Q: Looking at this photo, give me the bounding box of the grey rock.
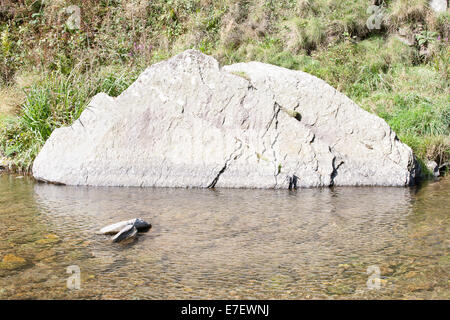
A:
[426,160,440,177]
[133,218,152,232]
[99,220,133,235]
[32,50,418,188]
[111,224,138,243]
[0,158,8,171]
[99,218,151,235]
[430,0,447,13]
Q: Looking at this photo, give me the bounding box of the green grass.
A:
[0,69,139,171]
[0,0,449,172]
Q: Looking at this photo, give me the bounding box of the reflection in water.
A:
[0,174,448,299]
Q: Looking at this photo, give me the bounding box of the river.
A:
[0,174,448,299]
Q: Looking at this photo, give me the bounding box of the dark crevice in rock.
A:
[238,95,246,109]
[207,164,227,188]
[288,175,299,190]
[408,155,421,185]
[263,102,282,138]
[271,132,281,187]
[274,103,280,130]
[330,157,344,186]
[241,116,248,127]
[207,141,243,188]
[197,66,206,85]
[218,94,236,115]
[281,106,302,122]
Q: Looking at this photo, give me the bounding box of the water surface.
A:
[0,174,448,299]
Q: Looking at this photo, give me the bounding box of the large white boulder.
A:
[32,50,418,188]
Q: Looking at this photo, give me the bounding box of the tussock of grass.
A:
[361,64,449,166]
[282,17,326,53]
[388,0,429,30]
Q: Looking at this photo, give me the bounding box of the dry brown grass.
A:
[425,136,450,165]
[0,87,23,115]
[280,17,326,54]
[219,0,271,51]
[388,0,431,31]
[0,71,39,116]
[123,0,148,19]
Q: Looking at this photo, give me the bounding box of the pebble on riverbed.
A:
[36,234,60,245]
[0,254,29,270]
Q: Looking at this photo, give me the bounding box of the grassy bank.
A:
[0,0,449,173]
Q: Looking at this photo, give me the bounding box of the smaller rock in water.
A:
[426,160,440,177]
[99,218,151,235]
[99,219,132,234]
[133,218,152,232]
[112,224,138,243]
[0,254,28,270]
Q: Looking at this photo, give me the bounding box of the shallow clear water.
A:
[0,173,448,299]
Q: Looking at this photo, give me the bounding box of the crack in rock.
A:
[207,139,243,188]
[262,102,281,138]
[288,175,299,190]
[207,163,227,188]
[330,156,344,186]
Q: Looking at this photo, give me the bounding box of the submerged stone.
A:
[33,50,418,188]
[34,249,56,261]
[35,234,60,245]
[0,254,28,270]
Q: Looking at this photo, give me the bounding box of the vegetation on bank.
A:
[0,0,448,173]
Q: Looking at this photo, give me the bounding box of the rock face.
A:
[32,50,418,188]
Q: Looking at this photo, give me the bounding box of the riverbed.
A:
[0,174,448,299]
